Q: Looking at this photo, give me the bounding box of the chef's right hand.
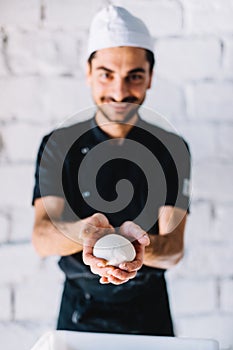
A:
[81,213,116,280]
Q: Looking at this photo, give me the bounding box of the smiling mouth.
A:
[98,102,139,122]
[101,102,138,115]
[109,102,130,111]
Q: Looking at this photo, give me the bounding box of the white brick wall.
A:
[217,125,233,160]
[184,0,233,34]
[176,314,233,350]
[0,286,12,321]
[156,38,221,81]
[0,164,35,207]
[1,122,50,162]
[0,214,9,243]
[167,245,233,280]
[10,206,35,241]
[45,0,103,29]
[223,38,233,77]
[15,270,63,321]
[0,32,7,77]
[0,0,233,349]
[6,28,86,76]
[146,79,185,122]
[212,205,233,242]
[0,77,47,122]
[41,77,93,121]
[192,162,233,202]
[176,122,217,163]
[0,244,42,285]
[0,0,40,27]
[168,278,217,315]
[183,201,213,244]
[114,0,183,36]
[0,322,53,350]
[188,82,233,121]
[220,279,233,312]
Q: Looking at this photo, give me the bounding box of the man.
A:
[32,5,191,336]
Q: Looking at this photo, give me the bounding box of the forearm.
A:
[143,230,184,269]
[143,206,187,269]
[32,218,83,258]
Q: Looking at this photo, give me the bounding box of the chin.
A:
[98,104,140,124]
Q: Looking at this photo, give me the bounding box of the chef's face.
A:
[86,46,153,123]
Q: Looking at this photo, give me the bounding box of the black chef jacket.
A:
[32,116,191,335]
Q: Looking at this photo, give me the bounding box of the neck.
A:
[95,111,138,138]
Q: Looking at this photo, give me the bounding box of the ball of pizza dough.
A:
[93,233,136,267]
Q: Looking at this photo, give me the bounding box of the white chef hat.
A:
[87,5,154,58]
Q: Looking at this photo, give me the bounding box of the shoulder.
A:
[138,118,190,155]
[46,118,93,139]
[40,118,94,149]
[138,118,186,141]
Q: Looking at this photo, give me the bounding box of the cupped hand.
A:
[117,221,150,272]
[82,216,150,285]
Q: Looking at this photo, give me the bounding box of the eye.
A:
[101,73,109,79]
[127,74,144,84]
[99,72,112,82]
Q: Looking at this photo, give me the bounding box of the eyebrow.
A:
[96,66,146,74]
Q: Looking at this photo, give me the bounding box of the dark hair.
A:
[88,48,155,73]
[145,49,155,73]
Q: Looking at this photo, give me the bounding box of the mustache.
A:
[100,96,139,104]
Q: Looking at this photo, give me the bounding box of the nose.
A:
[110,77,129,102]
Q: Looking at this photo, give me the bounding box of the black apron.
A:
[57,270,174,336]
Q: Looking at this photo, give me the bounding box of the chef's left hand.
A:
[118,221,150,270]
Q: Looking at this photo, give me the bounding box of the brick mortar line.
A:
[40,0,46,23]
[175,310,233,318]
[0,159,35,165]
[2,27,232,41]
[0,28,12,74]
[216,277,222,311]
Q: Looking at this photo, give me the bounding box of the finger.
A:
[99,276,110,284]
[119,221,150,246]
[119,242,144,271]
[119,259,142,271]
[82,245,107,266]
[137,233,150,246]
[100,276,127,285]
[90,213,113,228]
[81,224,114,248]
[107,274,130,285]
[107,268,137,280]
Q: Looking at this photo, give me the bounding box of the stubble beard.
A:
[96,98,145,124]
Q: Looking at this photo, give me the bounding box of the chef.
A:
[32,5,191,335]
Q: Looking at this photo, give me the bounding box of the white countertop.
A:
[31,330,220,350]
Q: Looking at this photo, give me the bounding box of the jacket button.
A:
[81,147,89,154]
[82,191,90,198]
[72,310,81,324]
[85,293,91,300]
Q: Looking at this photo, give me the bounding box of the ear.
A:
[147,71,153,90]
[86,62,92,85]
